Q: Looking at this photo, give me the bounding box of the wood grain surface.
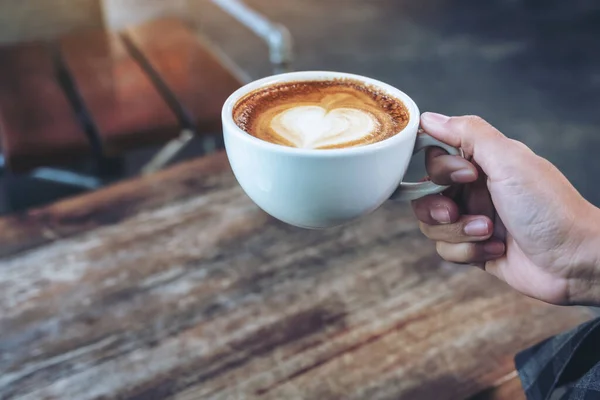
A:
[59,28,181,156]
[124,18,242,132]
[0,152,230,259]
[0,43,91,172]
[0,152,592,399]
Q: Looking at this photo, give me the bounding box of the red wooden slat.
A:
[59,28,182,156]
[124,18,242,133]
[0,43,91,172]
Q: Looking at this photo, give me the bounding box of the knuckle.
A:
[437,242,480,263]
[435,241,445,256]
[442,221,467,240]
[423,221,466,242]
[451,221,468,238]
[450,115,504,140]
[463,115,488,127]
[508,138,534,155]
[450,115,489,131]
[458,243,478,260]
[436,241,460,262]
[419,222,431,237]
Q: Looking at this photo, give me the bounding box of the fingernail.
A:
[484,241,505,256]
[464,219,490,236]
[430,205,451,224]
[422,112,450,124]
[450,169,476,183]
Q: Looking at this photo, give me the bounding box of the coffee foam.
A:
[233,79,409,149]
[270,100,378,149]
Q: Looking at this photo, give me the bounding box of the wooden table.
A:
[0,152,592,399]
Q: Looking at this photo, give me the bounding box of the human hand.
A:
[412,113,600,306]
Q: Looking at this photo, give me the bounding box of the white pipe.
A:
[210,0,293,71]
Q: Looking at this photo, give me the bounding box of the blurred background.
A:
[0,0,599,212]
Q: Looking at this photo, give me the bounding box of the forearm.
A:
[566,203,600,306]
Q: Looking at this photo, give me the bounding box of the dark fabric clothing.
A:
[516,317,600,400]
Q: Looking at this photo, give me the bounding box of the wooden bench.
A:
[0,43,91,172]
[0,4,292,184]
[124,18,243,133]
[0,19,243,175]
[59,28,182,156]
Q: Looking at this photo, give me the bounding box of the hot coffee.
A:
[233,79,409,149]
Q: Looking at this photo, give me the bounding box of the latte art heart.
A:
[233,79,410,150]
[271,106,378,149]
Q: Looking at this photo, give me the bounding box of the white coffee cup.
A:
[222,71,462,229]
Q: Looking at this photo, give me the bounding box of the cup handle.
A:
[390,129,464,201]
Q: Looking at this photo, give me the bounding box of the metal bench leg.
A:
[0,155,102,190]
[30,168,103,190]
[141,129,195,175]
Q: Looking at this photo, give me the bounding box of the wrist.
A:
[566,203,600,306]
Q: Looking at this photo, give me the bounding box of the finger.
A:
[412,194,460,225]
[442,180,464,200]
[420,113,514,178]
[436,240,506,264]
[463,162,495,219]
[419,215,494,243]
[484,235,520,278]
[425,147,478,185]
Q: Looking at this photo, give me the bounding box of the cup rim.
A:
[222,70,421,157]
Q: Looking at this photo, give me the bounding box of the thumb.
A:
[420,113,526,179]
